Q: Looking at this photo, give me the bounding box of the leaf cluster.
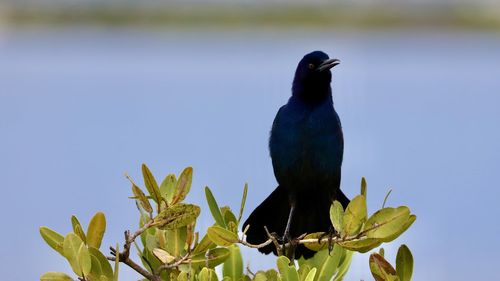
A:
[40,166,415,281]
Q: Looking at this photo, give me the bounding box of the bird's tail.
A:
[242,185,316,258]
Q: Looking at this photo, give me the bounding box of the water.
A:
[1,27,499,280]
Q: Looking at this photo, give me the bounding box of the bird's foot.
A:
[318,227,337,254]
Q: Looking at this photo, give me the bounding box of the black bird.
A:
[243,51,350,259]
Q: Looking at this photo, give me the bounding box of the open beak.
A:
[318,58,340,72]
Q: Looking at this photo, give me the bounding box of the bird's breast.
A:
[270,102,343,189]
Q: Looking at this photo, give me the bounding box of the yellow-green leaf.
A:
[198,267,218,281]
[207,226,239,246]
[332,249,353,281]
[364,207,411,242]
[205,186,226,228]
[384,215,416,242]
[88,247,114,280]
[88,254,102,279]
[40,227,65,256]
[171,167,193,204]
[154,203,200,230]
[191,248,231,268]
[302,232,327,251]
[142,163,162,204]
[339,238,382,253]
[160,174,177,204]
[132,183,153,214]
[304,268,316,281]
[165,226,187,256]
[222,207,238,228]
[223,245,243,281]
[113,243,119,281]
[277,256,299,281]
[342,195,367,236]
[71,215,87,244]
[87,212,106,249]
[238,183,248,223]
[63,233,84,276]
[396,245,413,281]
[192,234,216,255]
[40,272,73,281]
[316,245,343,281]
[330,200,344,234]
[78,243,92,276]
[361,177,367,198]
[153,248,175,264]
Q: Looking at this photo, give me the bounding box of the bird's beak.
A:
[318,58,340,72]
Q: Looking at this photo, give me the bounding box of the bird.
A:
[243,51,350,259]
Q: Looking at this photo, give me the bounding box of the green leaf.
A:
[316,244,343,281]
[396,245,413,281]
[88,247,114,280]
[40,227,65,256]
[330,201,344,234]
[71,215,87,244]
[223,245,243,281]
[277,256,299,281]
[298,264,311,281]
[384,215,416,242]
[338,238,382,253]
[160,174,177,204]
[192,234,216,255]
[222,207,238,229]
[63,233,84,276]
[88,254,102,279]
[369,253,399,281]
[207,226,239,246]
[266,269,280,281]
[142,163,162,204]
[132,183,153,214]
[379,248,385,257]
[205,186,226,228]
[254,271,267,281]
[87,212,106,249]
[40,272,73,281]
[165,226,187,257]
[360,177,367,198]
[190,248,231,269]
[238,183,248,223]
[178,272,188,281]
[77,243,92,276]
[342,195,367,236]
[304,268,316,281]
[199,267,218,281]
[154,203,200,230]
[302,232,327,251]
[172,167,193,204]
[333,250,353,281]
[364,207,412,242]
[113,244,119,281]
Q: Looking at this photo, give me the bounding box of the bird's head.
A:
[292,51,340,102]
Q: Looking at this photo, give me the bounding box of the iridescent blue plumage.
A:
[244,51,350,259]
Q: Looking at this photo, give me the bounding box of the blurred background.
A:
[1,0,500,280]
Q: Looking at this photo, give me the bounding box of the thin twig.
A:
[107,218,159,281]
[108,249,159,281]
[264,226,283,256]
[155,253,191,275]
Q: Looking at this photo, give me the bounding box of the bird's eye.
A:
[308,63,315,69]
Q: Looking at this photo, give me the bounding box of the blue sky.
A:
[1,28,499,280]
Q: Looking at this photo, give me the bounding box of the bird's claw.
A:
[318,227,337,254]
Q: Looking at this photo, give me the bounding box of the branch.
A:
[154,253,191,275]
[107,219,160,281]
